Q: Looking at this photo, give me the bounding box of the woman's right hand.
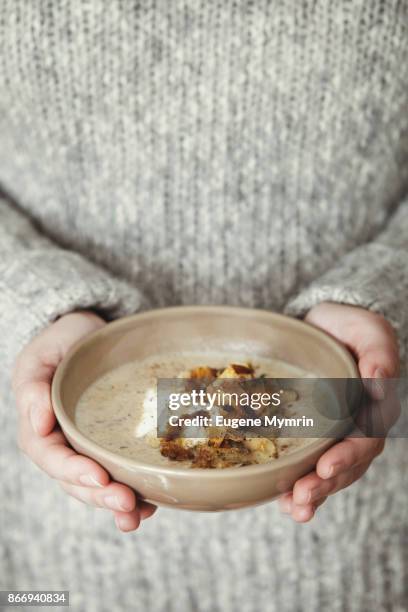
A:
[12,310,156,532]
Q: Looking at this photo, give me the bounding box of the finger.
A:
[290,463,370,523]
[292,469,341,506]
[12,341,61,394]
[60,481,137,512]
[359,354,399,381]
[314,496,328,510]
[358,332,399,380]
[279,486,329,521]
[292,470,327,505]
[19,415,110,486]
[13,313,106,437]
[316,437,384,479]
[13,340,60,437]
[295,462,371,511]
[138,501,157,520]
[305,305,399,379]
[278,492,293,514]
[113,501,157,532]
[15,378,56,437]
[290,503,315,523]
[362,370,387,402]
[279,487,327,512]
[291,496,328,523]
[357,381,401,434]
[113,510,141,532]
[311,462,370,504]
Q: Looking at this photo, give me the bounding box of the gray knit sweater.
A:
[0,2,407,611]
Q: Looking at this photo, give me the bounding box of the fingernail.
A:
[298,506,313,521]
[103,495,131,512]
[374,368,387,379]
[115,514,139,532]
[323,463,340,479]
[30,405,41,434]
[79,474,104,487]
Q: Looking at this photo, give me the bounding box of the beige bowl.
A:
[51,306,359,512]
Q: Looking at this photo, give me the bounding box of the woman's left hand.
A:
[278,301,399,522]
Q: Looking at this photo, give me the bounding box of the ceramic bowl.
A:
[51,306,360,512]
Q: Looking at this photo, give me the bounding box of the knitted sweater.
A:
[0,2,407,611]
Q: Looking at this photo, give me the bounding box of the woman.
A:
[1,2,407,611]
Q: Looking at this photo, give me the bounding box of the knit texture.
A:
[0,1,407,611]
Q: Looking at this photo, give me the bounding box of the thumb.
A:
[13,347,60,437]
[13,311,105,437]
[356,329,399,380]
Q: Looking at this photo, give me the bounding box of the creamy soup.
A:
[75,352,314,467]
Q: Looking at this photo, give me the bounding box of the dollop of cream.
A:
[134,386,157,437]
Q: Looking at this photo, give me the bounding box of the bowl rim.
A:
[51,305,360,479]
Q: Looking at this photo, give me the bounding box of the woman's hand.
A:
[278,301,399,523]
[12,310,156,532]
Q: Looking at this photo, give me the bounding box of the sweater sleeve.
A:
[284,196,408,347]
[0,197,145,371]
